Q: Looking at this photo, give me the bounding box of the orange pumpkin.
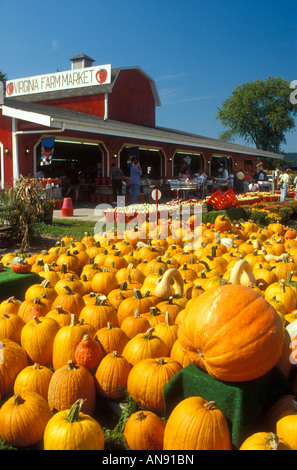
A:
[0,296,21,315]
[74,334,105,370]
[122,327,170,366]
[117,289,155,326]
[20,316,60,366]
[91,269,119,295]
[124,410,165,450]
[45,305,72,328]
[52,314,90,370]
[95,322,129,355]
[0,392,52,447]
[94,350,131,400]
[25,279,58,303]
[120,308,150,339]
[48,360,96,415]
[163,396,231,450]
[51,286,85,318]
[56,249,81,274]
[0,312,25,344]
[178,284,284,382]
[127,357,181,415]
[0,339,29,396]
[14,362,54,401]
[239,432,291,450]
[79,295,118,331]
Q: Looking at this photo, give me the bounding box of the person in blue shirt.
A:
[129,158,142,203]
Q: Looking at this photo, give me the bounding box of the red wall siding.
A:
[108,70,156,126]
[0,112,13,185]
[36,94,105,117]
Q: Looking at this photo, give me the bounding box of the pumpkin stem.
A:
[134,308,141,318]
[135,411,147,422]
[144,327,155,340]
[66,399,85,423]
[120,281,128,290]
[13,394,25,406]
[265,433,280,450]
[133,289,142,299]
[157,357,166,365]
[70,314,77,327]
[33,363,41,370]
[204,401,217,410]
[67,359,78,371]
[279,279,286,292]
[149,307,159,316]
[95,295,107,306]
[63,285,74,295]
[164,311,172,326]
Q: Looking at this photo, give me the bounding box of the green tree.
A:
[0,70,8,84]
[216,76,296,153]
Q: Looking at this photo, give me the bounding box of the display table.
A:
[163,363,289,448]
[0,267,42,302]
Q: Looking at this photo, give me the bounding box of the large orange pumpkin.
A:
[0,392,52,447]
[127,357,181,415]
[0,339,29,396]
[124,410,165,450]
[178,284,284,382]
[163,396,231,450]
[48,360,96,415]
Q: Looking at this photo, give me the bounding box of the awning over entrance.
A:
[2,98,284,159]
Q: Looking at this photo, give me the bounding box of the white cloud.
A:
[155,73,189,81]
[51,40,58,51]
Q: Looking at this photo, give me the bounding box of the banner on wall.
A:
[126,147,140,164]
[41,136,55,166]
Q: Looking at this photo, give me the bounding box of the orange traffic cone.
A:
[61,198,73,217]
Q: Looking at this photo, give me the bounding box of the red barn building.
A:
[0,54,283,200]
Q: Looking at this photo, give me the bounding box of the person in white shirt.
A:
[249,180,259,192]
[279,169,291,202]
[193,172,204,198]
[222,167,228,179]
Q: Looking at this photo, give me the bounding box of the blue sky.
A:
[1,0,296,153]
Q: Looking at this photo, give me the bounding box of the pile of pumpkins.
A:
[1,214,297,450]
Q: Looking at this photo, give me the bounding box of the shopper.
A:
[249,180,259,192]
[228,170,234,188]
[279,169,291,202]
[235,169,244,193]
[111,163,125,204]
[221,165,228,179]
[129,159,142,204]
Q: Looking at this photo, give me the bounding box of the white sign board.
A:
[5,64,111,98]
[151,189,162,201]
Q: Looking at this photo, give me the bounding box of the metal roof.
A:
[1,97,284,159]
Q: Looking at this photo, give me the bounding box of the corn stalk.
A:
[6,175,45,251]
